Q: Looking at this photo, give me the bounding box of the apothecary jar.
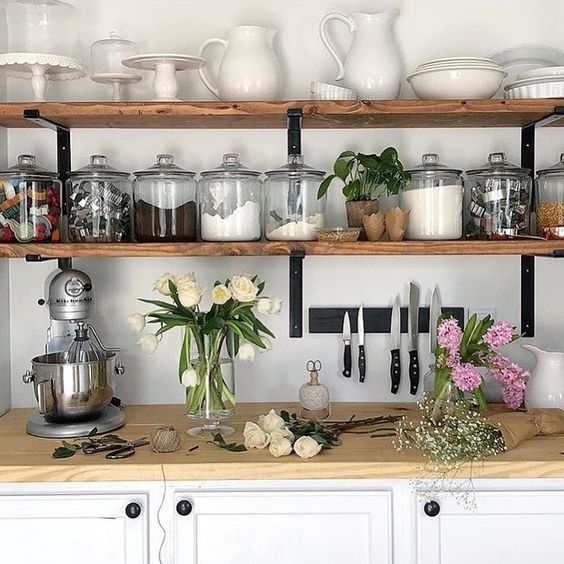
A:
[536,153,564,239]
[199,154,262,241]
[264,154,326,241]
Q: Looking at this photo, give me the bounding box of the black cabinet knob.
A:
[125,502,142,519]
[424,500,440,517]
[176,500,193,516]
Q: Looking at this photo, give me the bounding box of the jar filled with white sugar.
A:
[401,153,463,240]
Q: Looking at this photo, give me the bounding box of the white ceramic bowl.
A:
[420,56,494,66]
[415,62,502,73]
[407,66,507,100]
[310,82,357,100]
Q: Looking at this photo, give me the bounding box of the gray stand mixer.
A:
[22,259,125,438]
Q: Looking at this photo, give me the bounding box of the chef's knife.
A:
[342,311,352,378]
[389,295,401,394]
[408,282,420,395]
[358,305,366,383]
[429,286,442,355]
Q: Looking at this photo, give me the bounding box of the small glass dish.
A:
[316,227,361,242]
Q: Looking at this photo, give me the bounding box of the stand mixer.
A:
[22,260,125,438]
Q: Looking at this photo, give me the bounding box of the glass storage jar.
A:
[465,152,532,239]
[401,153,463,240]
[199,154,262,241]
[264,154,326,241]
[536,153,564,239]
[0,154,61,243]
[133,154,197,242]
[67,155,132,243]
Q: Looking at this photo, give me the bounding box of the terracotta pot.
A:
[345,200,380,228]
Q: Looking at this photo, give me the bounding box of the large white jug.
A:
[198,25,281,100]
[319,10,401,99]
[523,344,564,409]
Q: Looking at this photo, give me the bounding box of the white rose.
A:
[269,437,293,458]
[238,342,256,362]
[181,368,198,388]
[177,281,206,308]
[212,284,232,305]
[271,427,294,442]
[258,409,286,433]
[153,273,175,296]
[243,422,270,450]
[257,297,282,315]
[173,273,196,287]
[258,337,272,353]
[293,436,322,459]
[229,275,259,302]
[127,313,145,333]
[137,333,159,354]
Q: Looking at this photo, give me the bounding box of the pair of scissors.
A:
[83,437,150,459]
[307,360,322,372]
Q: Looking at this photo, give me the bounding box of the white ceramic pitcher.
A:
[198,25,281,100]
[319,10,401,100]
[522,344,564,409]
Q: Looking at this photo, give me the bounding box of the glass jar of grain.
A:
[536,154,564,239]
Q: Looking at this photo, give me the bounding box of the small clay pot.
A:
[345,199,380,228]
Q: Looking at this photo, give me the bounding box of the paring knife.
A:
[389,295,401,394]
[408,282,421,395]
[342,311,352,378]
[358,305,366,383]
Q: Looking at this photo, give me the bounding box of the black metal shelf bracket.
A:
[289,251,305,338]
[287,108,302,155]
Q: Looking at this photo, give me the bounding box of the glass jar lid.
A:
[537,153,564,177]
[134,154,195,179]
[92,30,137,49]
[68,155,130,179]
[0,154,58,180]
[265,154,325,179]
[201,153,261,178]
[406,153,462,177]
[466,152,530,178]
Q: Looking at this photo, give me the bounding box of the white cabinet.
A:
[0,492,149,564]
[417,490,564,564]
[173,489,393,564]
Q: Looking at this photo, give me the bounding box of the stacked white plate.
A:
[505,66,564,99]
[407,57,507,100]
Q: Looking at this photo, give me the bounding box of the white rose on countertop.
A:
[127,313,145,333]
[173,273,196,287]
[238,342,256,362]
[257,297,282,315]
[270,427,294,442]
[212,284,232,305]
[243,422,270,450]
[153,273,175,296]
[137,333,159,354]
[269,436,293,457]
[177,281,206,308]
[293,436,322,459]
[181,368,198,388]
[229,275,259,302]
[258,409,286,433]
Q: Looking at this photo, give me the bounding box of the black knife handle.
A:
[390,348,401,394]
[342,343,352,378]
[358,345,366,383]
[409,350,420,395]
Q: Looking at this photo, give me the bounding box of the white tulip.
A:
[293,436,322,459]
[177,281,206,308]
[212,284,232,305]
[243,422,270,450]
[269,298,282,315]
[137,333,159,354]
[181,368,198,388]
[258,409,286,433]
[173,273,196,286]
[153,273,175,296]
[269,436,293,458]
[257,297,282,315]
[238,342,256,362]
[229,275,259,302]
[126,313,145,333]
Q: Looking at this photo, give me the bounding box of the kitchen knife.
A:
[342,311,352,378]
[429,285,442,355]
[408,282,420,395]
[358,305,366,383]
[389,295,401,394]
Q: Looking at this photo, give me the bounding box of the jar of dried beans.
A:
[536,153,564,239]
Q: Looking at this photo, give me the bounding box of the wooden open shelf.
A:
[0,99,563,129]
[1,240,563,258]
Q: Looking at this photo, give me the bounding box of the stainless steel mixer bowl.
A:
[23,353,124,422]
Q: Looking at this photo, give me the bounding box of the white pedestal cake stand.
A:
[90,72,142,101]
[0,53,84,101]
[122,53,205,101]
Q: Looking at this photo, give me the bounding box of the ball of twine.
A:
[151,426,181,453]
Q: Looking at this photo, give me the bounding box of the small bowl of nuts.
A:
[316,227,361,243]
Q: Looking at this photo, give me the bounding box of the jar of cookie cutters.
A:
[535,153,564,239]
[464,152,532,239]
[67,155,132,242]
[0,154,61,243]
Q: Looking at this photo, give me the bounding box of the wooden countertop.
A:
[1,403,564,483]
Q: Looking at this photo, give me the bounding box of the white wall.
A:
[5,0,564,408]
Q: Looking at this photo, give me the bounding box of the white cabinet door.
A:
[0,493,148,564]
[174,490,392,564]
[418,490,564,564]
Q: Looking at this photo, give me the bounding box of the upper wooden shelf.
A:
[1,240,563,258]
[0,99,562,129]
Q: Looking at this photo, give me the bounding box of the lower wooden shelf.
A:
[0,240,563,258]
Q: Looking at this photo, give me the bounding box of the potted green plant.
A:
[317,147,411,228]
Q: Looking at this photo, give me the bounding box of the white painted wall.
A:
[5,0,564,408]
